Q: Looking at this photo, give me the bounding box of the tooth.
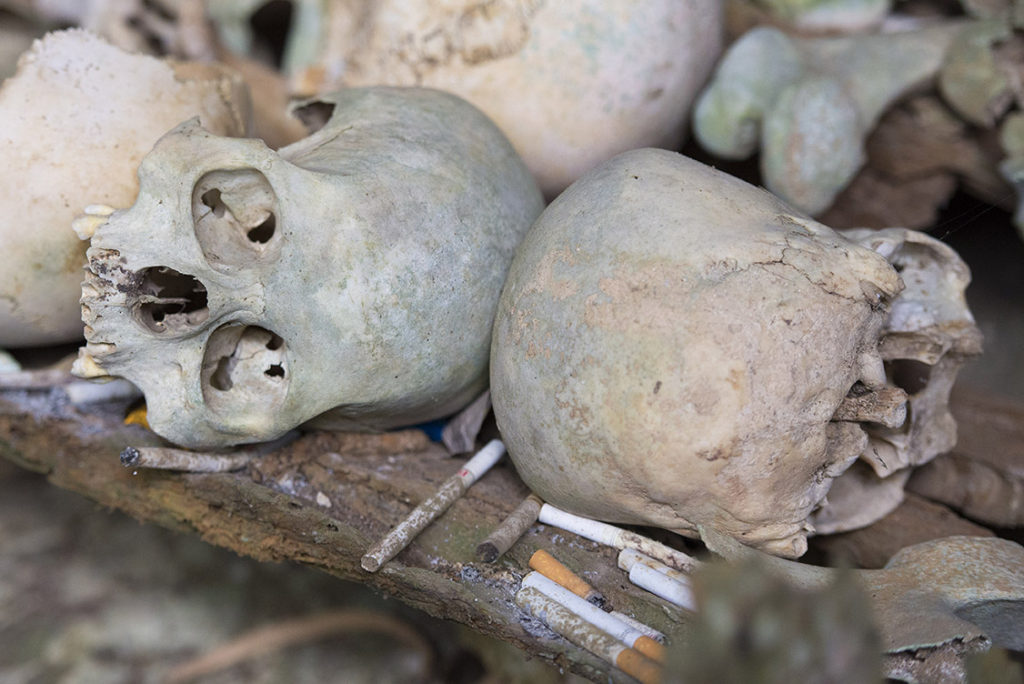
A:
[83,204,116,217]
[72,213,108,240]
[71,350,109,379]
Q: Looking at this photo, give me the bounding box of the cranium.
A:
[278,0,723,197]
[490,148,979,558]
[0,29,249,347]
[74,86,543,448]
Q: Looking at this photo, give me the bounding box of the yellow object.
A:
[124,405,150,429]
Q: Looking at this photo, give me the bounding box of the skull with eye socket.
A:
[490,148,981,558]
[74,86,544,448]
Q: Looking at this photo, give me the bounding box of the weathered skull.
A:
[75,86,543,448]
[809,226,983,533]
[490,148,978,558]
[0,29,249,347]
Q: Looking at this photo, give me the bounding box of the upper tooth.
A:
[83,204,116,217]
[72,214,109,240]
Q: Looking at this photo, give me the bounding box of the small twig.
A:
[120,446,254,472]
[164,609,434,683]
[362,439,505,572]
[120,431,301,472]
[476,493,543,562]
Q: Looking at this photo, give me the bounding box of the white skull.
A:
[281,0,724,197]
[809,226,983,534]
[490,148,979,558]
[0,29,249,347]
[74,86,543,448]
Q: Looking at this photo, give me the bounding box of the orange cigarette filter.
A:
[633,635,666,664]
[529,549,604,604]
[616,647,663,684]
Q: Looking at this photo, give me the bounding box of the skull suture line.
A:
[74,87,544,448]
[490,148,980,558]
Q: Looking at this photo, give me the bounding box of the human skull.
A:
[808,226,983,532]
[280,0,723,197]
[490,148,979,558]
[0,29,249,347]
[74,86,543,448]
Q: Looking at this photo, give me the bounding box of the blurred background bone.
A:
[693,20,964,214]
[0,29,250,348]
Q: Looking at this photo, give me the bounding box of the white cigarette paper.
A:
[627,564,696,611]
[609,611,666,643]
[618,547,692,583]
[619,548,696,611]
[515,587,662,684]
[521,571,660,657]
[538,503,699,572]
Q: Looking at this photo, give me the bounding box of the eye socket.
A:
[192,169,281,270]
[201,325,289,414]
[134,266,209,333]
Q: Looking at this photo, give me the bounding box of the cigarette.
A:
[476,493,543,562]
[361,439,505,572]
[516,586,662,684]
[538,504,699,572]
[119,446,254,472]
[528,549,608,609]
[522,571,665,664]
[608,611,666,643]
[618,548,691,583]
[619,549,696,612]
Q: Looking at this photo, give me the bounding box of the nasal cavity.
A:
[136,267,209,333]
[887,359,932,395]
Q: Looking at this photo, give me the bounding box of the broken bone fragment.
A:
[693,22,963,215]
[278,0,724,197]
[700,526,1024,656]
[0,29,250,348]
[491,148,979,558]
[74,86,544,449]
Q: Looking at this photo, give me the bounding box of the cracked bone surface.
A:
[808,225,983,534]
[490,148,980,558]
[0,29,250,348]
[74,86,544,449]
[693,21,963,215]
[278,0,723,197]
